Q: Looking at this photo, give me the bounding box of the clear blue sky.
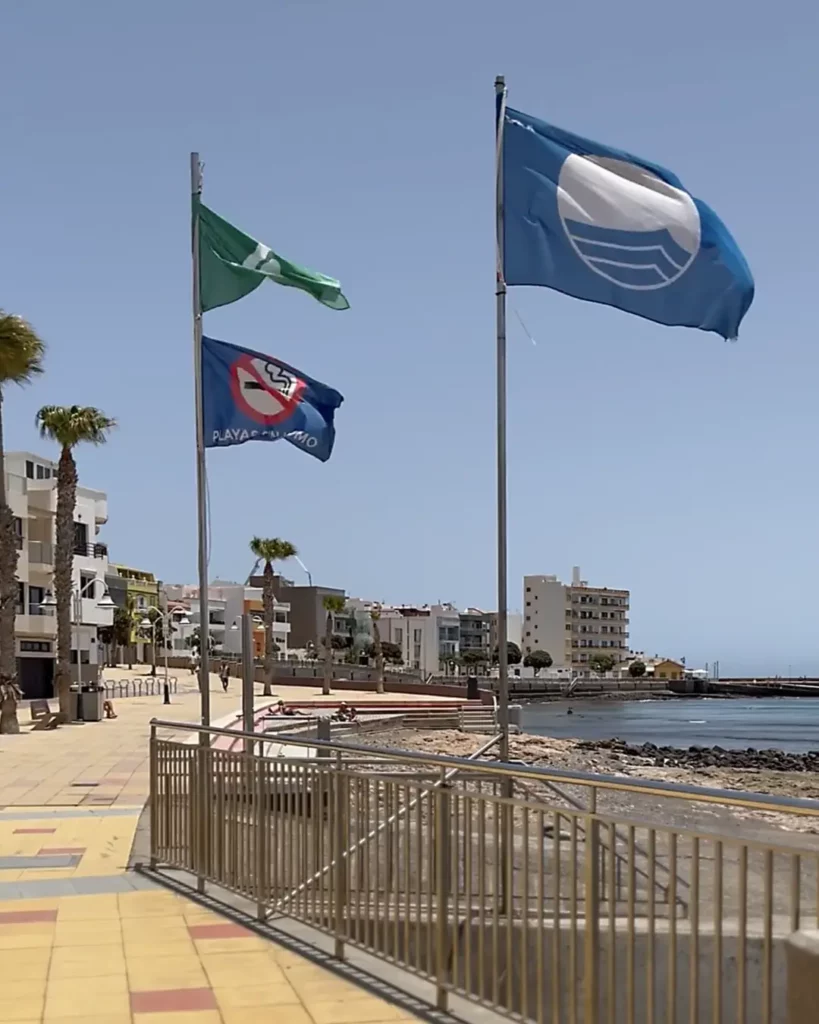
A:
[2,0,817,675]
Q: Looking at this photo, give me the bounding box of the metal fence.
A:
[104,677,178,698]
[148,720,819,1024]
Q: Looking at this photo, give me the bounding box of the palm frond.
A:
[36,405,116,448]
[0,312,45,386]
[248,536,298,563]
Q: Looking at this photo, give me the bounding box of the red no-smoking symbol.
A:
[229,354,306,426]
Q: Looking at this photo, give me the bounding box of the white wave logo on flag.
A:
[557,154,701,290]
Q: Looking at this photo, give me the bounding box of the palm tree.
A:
[370,605,385,694]
[0,314,45,734]
[248,537,296,697]
[36,406,116,720]
[321,594,346,696]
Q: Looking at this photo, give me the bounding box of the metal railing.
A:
[148,719,819,1024]
[73,541,108,558]
[104,677,178,698]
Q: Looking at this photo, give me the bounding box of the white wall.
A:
[523,575,570,668]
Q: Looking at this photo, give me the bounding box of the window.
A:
[16,582,24,615]
[525,615,530,622]
[413,629,422,643]
[36,464,45,479]
[13,517,22,550]
[80,572,95,597]
[70,650,91,665]
[526,601,531,607]
[526,587,531,592]
[526,631,531,637]
[28,585,45,615]
[25,460,34,479]
[394,628,403,645]
[74,521,88,554]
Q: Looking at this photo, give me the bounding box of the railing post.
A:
[195,742,208,893]
[584,813,601,1024]
[149,723,158,870]
[256,753,267,921]
[333,752,347,959]
[435,778,451,1012]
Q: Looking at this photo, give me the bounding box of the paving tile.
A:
[126,955,208,989]
[221,1008,315,1024]
[214,983,302,1008]
[56,895,120,920]
[0,856,79,869]
[194,935,269,954]
[0,931,53,949]
[200,952,283,986]
[38,849,86,856]
[45,1016,131,1023]
[187,921,253,940]
[0,909,57,924]
[123,939,197,959]
[13,828,56,834]
[130,986,218,1013]
[133,1013,222,1024]
[0,996,45,1021]
[305,998,415,1024]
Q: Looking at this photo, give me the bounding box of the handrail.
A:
[272,732,503,915]
[150,717,819,817]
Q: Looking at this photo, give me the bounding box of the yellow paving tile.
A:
[0,932,53,950]
[125,955,208,989]
[45,1017,131,1024]
[49,945,125,968]
[16,870,77,881]
[0,982,46,1000]
[43,980,130,1019]
[56,895,120,920]
[305,998,416,1024]
[193,935,270,954]
[214,983,301,1008]
[0,922,55,937]
[221,1008,315,1024]
[200,952,283,986]
[0,998,45,1022]
[123,939,196,958]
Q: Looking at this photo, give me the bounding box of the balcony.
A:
[74,541,108,559]
[28,540,53,566]
[17,607,56,636]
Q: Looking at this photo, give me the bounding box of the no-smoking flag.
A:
[201,336,344,462]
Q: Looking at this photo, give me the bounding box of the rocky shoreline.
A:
[578,738,819,772]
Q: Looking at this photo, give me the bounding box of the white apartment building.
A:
[523,566,629,670]
[5,451,113,697]
[163,582,290,658]
[372,603,461,675]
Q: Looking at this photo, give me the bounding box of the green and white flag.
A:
[197,202,350,313]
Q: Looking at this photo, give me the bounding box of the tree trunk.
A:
[0,391,21,734]
[323,611,332,696]
[262,561,274,697]
[372,617,384,695]
[54,447,77,721]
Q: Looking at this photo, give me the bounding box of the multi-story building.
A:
[373,603,461,675]
[163,582,291,658]
[523,566,629,670]
[458,609,491,660]
[106,564,161,661]
[487,611,523,655]
[5,451,113,697]
[265,577,346,651]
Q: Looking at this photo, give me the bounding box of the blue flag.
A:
[202,335,343,461]
[502,107,754,339]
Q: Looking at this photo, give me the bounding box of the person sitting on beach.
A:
[333,702,357,722]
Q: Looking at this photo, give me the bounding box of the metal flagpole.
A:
[191,152,211,730]
[495,76,509,763]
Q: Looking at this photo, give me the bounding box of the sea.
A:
[520,697,819,754]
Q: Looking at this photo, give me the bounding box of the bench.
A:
[30,699,60,730]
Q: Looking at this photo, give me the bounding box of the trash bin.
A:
[67,687,80,722]
[80,685,104,722]
[467,675,479,701]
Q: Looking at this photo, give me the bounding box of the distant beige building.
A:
[523,566,629,670]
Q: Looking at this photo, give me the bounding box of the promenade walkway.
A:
[0,672,428,1024]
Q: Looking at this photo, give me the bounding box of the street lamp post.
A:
[139,606,190,705]
[44,578,115,721]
